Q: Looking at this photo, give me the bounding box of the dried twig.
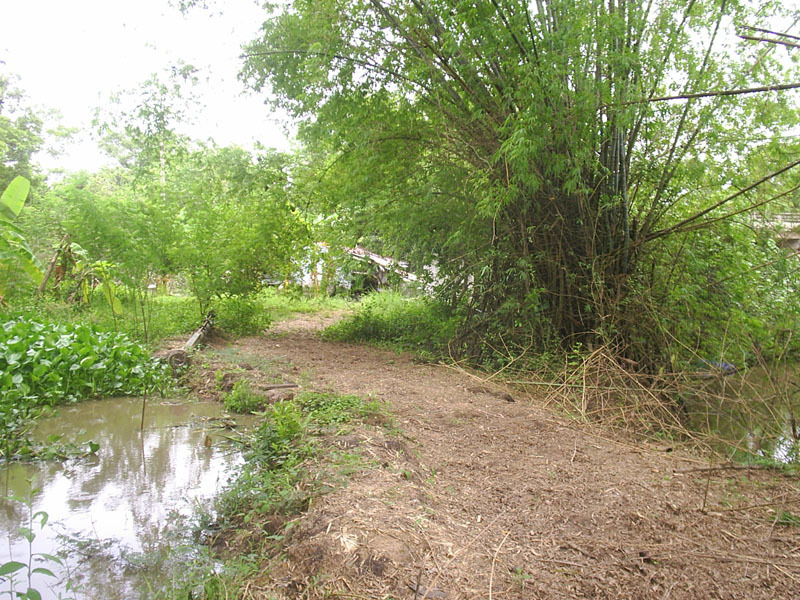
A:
[419,510,508,600]
[676,465,784,474]
[489,531,510,600]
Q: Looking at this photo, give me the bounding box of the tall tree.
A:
[170,145,312,309]
[94,64,199,200]
[0,73,44,190]
[242,0,800,362]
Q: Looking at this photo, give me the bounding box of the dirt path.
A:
[224,314,799,599]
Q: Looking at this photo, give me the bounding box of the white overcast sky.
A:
[0,0,292,173]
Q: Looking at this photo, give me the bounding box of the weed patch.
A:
[221,380,268,414]
[218,392,385,525]
[296,391,383,426]
[323,291,456,358]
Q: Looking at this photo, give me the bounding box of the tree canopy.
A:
[0,73,44,191]
[242,0,800,364]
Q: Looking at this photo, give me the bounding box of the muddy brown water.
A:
[685,365,800,462]
[0,397,250,599]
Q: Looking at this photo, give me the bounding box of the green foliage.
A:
[1,493,68,600]
[255,286,351,320]
[29,144,312,321]
[20,68,311,320]
[323,291,458,358]
[0,317,168,460]
[130,295,201,341]
[157,551,257,600]
[101,67,197,170]
[773,510,800,527]
[250,401,306,467]
[221,380,266,414]
[218,399,312,519]
[13,294,201,348]
[648,210,800,365]
[171,146,312,307]
[0,176,42,298]
[219,391,383,522]
[0,73,44,191]
[213,295,272,337]
[243,0,800,365]
[296,390,382,426]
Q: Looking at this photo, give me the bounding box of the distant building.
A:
[773,213,800,252]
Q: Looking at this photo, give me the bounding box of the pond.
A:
[685,364,800,463]
[0,396,250,599]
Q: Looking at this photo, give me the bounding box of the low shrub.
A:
[222,380,267,414]
[213,295,272,336]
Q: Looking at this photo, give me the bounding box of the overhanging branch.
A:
[608,81,800,106]
[738,35,800,50]
[645,158,800,242]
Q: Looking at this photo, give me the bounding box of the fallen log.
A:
[260,383,300,391]
[158,311,215,372]
[185,310,215,352]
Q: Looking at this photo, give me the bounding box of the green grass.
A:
[255,287,351,321]
[322,291,457,359]
[8,294,200,348]
[217,391,386,522]
[14,288,351,347]
[773,510,800,527]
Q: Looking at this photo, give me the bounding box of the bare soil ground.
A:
[207,313,800,599]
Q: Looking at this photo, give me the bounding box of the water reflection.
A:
[0,397,247,599]
[684,365,800,462]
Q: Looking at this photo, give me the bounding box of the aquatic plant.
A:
[0,317,169,460]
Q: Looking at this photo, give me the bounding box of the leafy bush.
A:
[0,317,168,459]
[222,380,266,414]
[143,295,202,340]
[322,291,457,357]
[649,223,800,367]
[213,295,272,336]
